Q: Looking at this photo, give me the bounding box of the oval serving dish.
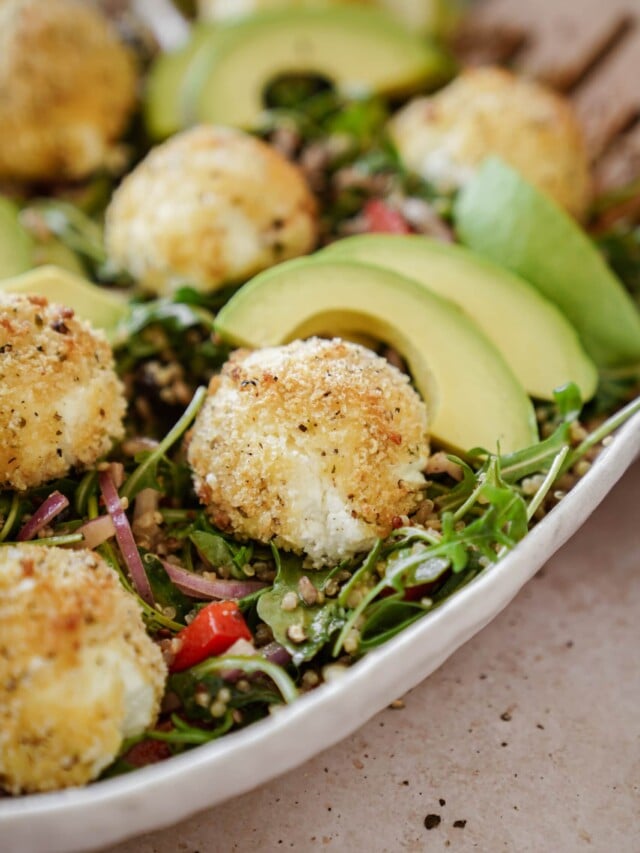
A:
[1,410,638,853]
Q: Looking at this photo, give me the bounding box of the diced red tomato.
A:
[363,199,411,234]
[170,601,252,672]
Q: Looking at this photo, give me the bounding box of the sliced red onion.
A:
[77,514,116,550]
[160,559,267,600]
[261,642,292,667]
[18,491,69,541]
[99,470,154,605]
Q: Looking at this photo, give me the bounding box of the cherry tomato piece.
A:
[170,600,252,672]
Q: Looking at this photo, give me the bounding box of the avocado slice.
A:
[455,158,640,369]
[32,237,86,276]
[375,0,460,36]
[0,266,128,343]
[144,25,212,141]
[215,258,538,453]
[200,0,457,37]
[0,197,34,280]
[184,7,455,129]
[322,234,597,401]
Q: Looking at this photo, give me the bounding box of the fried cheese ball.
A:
[188,338,430,567]
[0,0,137,183]
[105,125,319,295]
[0,293,126,491]
[388,67,592,218]
[0,544,166,794]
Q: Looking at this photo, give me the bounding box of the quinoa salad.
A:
[1,0,639,796]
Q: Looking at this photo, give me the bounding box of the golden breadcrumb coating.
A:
[0,544,166,794]
[389,67,592,218]
[188,338,430,566]
[0,0,137,183]
[104,125,318,295]
[0,293,126,491]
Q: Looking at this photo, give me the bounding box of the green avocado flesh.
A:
[32,238,86,276]
[145,7,454,137]
[144,25,212,140]
[322,235,597,401]
[0,198,33,280]
[0,266,128,342]
[455,159,640,369]
[215,258,538,453]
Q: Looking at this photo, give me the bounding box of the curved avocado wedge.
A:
[0,197,34,280]
[186,7,455,129]
[215,258,538,453]
[322,234,597,401]
[455,158,640,369]
[144,26,212,141]
[0,266,128,343]
[32,237,86,276]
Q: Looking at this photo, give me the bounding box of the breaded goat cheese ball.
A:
[388,67,591,218]
[0,293,126,491]
[0,0,137,183]
[0,544,166,794]
[188,338,430,567]
[105,125,318,295]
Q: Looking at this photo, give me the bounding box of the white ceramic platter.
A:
[1,411,639,853]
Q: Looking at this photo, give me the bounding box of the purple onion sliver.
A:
[261,642,293,667]
[99,470,154,605]
[17,491,69,541]
[161,559,267,600]
[221,644,291,684]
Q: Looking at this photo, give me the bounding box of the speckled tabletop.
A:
[105,460,640,853]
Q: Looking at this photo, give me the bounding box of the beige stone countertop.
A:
[107,460,640,853]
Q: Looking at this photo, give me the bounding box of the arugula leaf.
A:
[358,595,428,653]
[497,383,582,482]
[120,299,215,339]
[257,554,346,664]
[142,553,192,623]
[169,669,282,725]
[121,386,206,501]
[334,454,529,656]
[189,530,236,571]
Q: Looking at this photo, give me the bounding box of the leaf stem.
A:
[121,386,207,501]
[526,446,570,522]
[561,395,640,475]
[192,655,299,705]
[0,493,20,542]
[0,533,83,548]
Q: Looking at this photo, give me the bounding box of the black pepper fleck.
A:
[439,798,446,806]
[453,820,467,829]
[500,711,512,721]
[424,814,441,830]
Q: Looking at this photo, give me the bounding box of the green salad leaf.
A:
[257,551,346,664]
